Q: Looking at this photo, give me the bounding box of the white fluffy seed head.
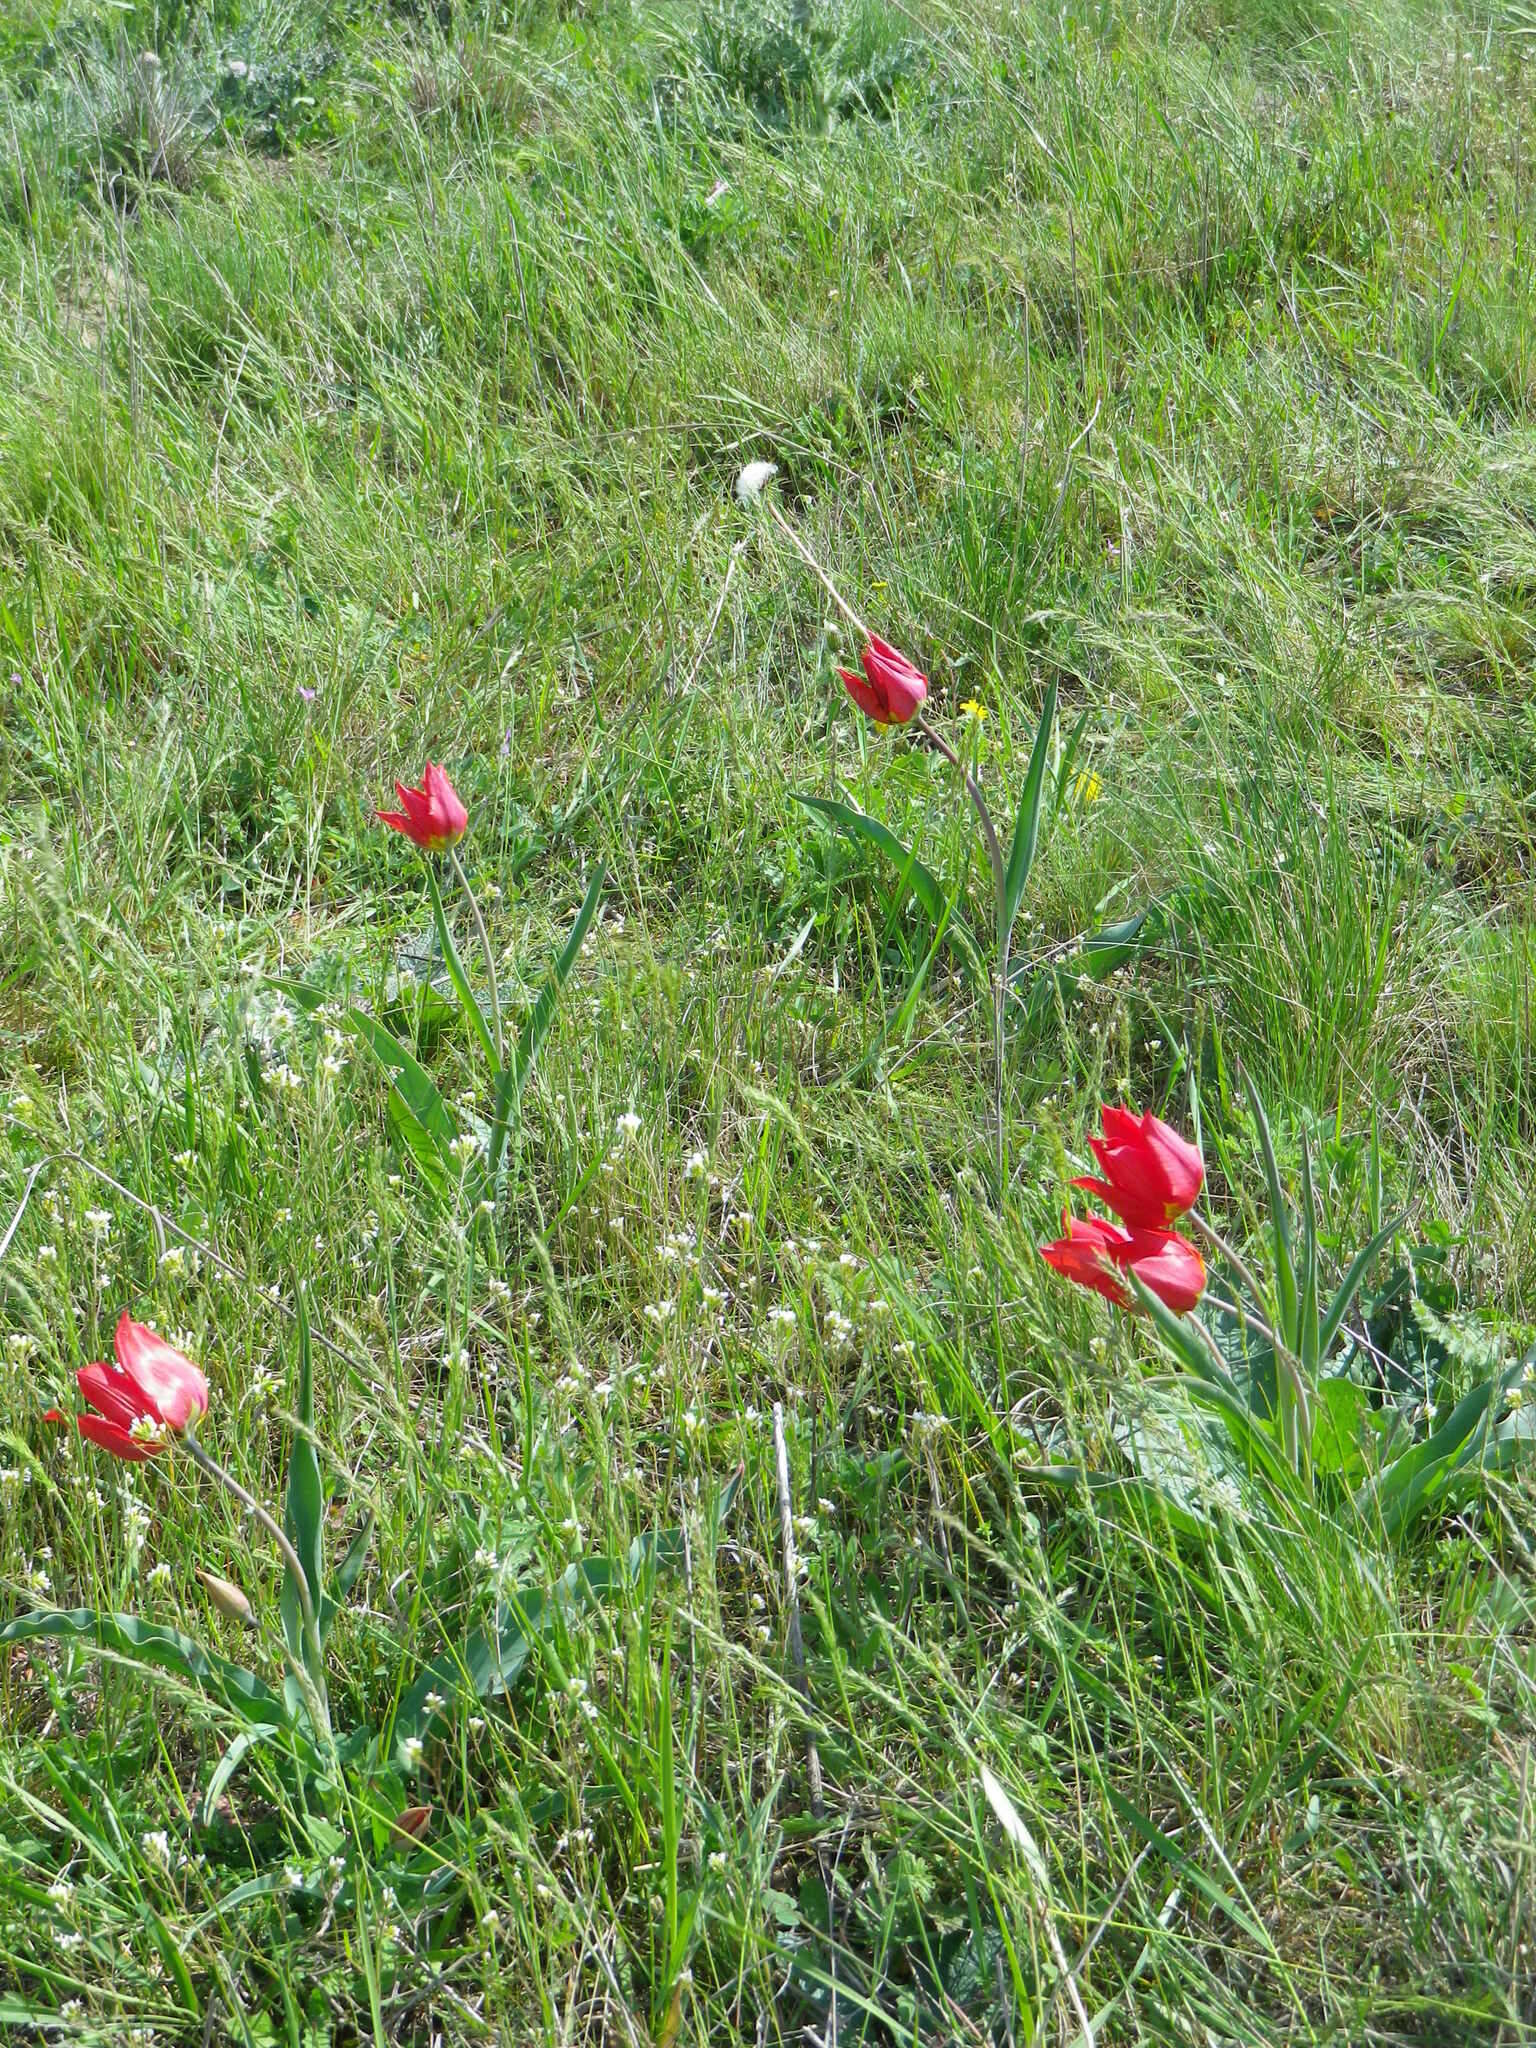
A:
[735,461,779,506]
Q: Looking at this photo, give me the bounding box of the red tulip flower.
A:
[1040,1213,1138,1307]
[45,1312,210,1461]
[1040,1214,1206,1316]
[379,762,469,852]
[838,635,928,727]
[1073,1106,1204,1229]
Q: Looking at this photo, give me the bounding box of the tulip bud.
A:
[197,1569,255,1626]
[391,1804,432,1845]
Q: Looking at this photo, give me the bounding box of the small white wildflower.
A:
[768,1305,796,1328]
[448,1132,481,1166]
[642,1299,675,1325]
[708,1850,728,1873]
[480,1909,501,1934]
[320,1054,344,1079]
[702,1285,726,1310]
[422,1690,448,1716]
[83,1208,112,1237]
[173,1149,196,1171]
[147,1561,172,1587]
[47,1877,74,1906]
[140,1831,172,1870]
[683,1149,709,1182]
[60,2001,84,2020]
[37,1244,58,1265]
[285,1865,305,1891]
[399,1735,425,1771]
[56,1930,84,1951]
[735,460,779,505]
[616,1111,642,1141]
[487,1276,511,1302]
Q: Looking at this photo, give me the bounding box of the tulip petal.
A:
[76,1412,158,1461]
[77,1359,151,1431]
[113,1312,209,1431]
[838,666,890,724]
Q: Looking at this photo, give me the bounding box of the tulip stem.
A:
[754,497,1016,1191]
[448,846,504,1071]
[182,1428,334,1743]
[1187,1211,1314,1479]
[918,716,1012,1194]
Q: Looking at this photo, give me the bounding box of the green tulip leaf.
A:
[0,1609,291,1727]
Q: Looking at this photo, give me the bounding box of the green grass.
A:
[2,0,1536,2039]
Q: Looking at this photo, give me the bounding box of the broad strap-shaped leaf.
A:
[1011,909,1151,1029]
[1001,677,1058,943]
[281,978,458,1192]
[281,1288,326,1678]
[794,794,980,976]
[202,1726,283,1825]
[319,1514,374,1644]
[0,1609,291,1727]
[1243,1070,1297,1347]
[395,1580,561,1738]
[1318,1213,1404,1359]
[489,865,605,1181]
[1362,1377,1502,1538]
[426,865,500,1075]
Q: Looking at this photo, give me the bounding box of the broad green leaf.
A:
[281,978,458,1192]
[1310,1377,1371,1481]
[427,864,500,1074]
[1012,909,1151,1030]
[0,1610,290,1727]
[1243,1071,1297,1347]
[396,1582,558,1737]
[1319,1214,1404,1358]
[149,1909,200,2016]
[1364,1379,1500,1538]
[1001,676,1058,941]
[202,1726,282,1825]
[319,1514,374,1643]
[281,1288,326,1678]
[795,795,980,975]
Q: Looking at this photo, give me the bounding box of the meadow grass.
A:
[2,0,1536,2040]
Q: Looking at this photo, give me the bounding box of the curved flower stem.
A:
[182,1427,334,1745]
[753,497,1015,1191]
[448,846,504,1071]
